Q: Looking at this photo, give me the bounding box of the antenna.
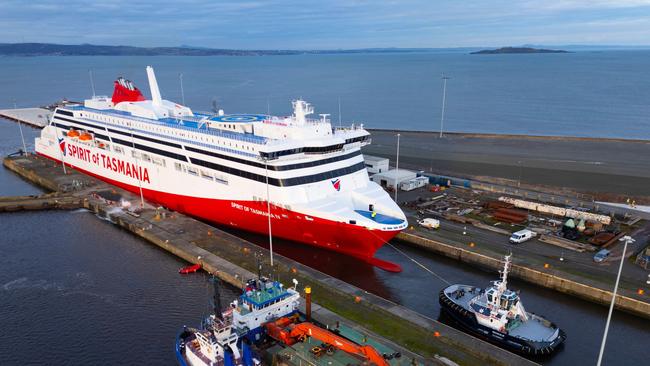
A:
[267,98,270,116]
[88,70,96,97]
[211,276,223,320]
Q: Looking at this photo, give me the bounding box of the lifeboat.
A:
[78,132,93,141]
[67,129,80,138]
[179,263,202,274]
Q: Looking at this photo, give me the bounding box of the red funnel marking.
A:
[111,79,146,104]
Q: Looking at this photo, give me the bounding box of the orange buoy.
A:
[67,129,80,138]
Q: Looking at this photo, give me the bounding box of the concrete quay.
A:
[2,154,536,366]
[0,108,51,128]
[0,192,83,212]
[396,231,650,320]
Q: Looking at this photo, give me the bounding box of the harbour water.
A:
[1,51,650,139]
[2,50,650,365]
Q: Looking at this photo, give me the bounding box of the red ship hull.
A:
[38,153,402,272]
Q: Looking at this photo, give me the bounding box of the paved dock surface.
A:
[365,130,650,197]
[2,154,536,366]
[0,108,51,128]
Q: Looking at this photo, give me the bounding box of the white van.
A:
[418,218,440,230]
[509,229,537,244]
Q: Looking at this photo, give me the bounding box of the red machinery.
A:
[265,317,389,366]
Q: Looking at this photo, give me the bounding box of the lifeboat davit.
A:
[67,129,80,138]
[179,263,202,274]
[78,132,93,141]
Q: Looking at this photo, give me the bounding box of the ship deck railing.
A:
[68,105,270,145]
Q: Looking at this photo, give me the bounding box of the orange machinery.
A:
[265,317,389,366]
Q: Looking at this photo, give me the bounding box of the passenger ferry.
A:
[34,67,407,271]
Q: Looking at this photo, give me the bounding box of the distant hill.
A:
[0,43,478,56]
[471,47,569,55]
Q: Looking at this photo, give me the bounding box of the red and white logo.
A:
[331,178,341,191]
[58,138,66,156]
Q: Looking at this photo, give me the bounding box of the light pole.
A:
[394,133,400,203]
[596,235,635,366]
[13,100,27,155]
[439,74,450,138]
[264,158,274,268]
[517,160,522,188]
[130,127,145,209]
[179,73,185,106]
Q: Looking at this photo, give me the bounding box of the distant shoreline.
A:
[471,47,569,55]
[2,42,650,57]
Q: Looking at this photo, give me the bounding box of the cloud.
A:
[0,0,649,48]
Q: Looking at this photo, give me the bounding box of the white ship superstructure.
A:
[35,66,407,271]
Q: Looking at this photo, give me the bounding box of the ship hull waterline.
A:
[37,152,403,272]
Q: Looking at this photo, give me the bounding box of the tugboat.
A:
[439,255,566,357]
[176,278,261,366]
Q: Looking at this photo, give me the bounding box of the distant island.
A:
[471,47,569,55]
[0,43,470,56]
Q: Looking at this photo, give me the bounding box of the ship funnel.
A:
[146,66,162,106]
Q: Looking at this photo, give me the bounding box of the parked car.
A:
[593,249,611,263]
[509,229,537,244]
[418,218,440,230]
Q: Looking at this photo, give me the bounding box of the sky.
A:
[1,0,650,49]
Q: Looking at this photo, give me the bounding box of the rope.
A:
[387,242,452,285]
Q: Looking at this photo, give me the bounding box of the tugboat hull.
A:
[439,289,565,357]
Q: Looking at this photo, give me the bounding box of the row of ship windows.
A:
[79,112,257,152]
[102,143,167,167]
[105,140,229,185]
[173,161,229,185]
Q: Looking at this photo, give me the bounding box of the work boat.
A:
[231,277,301,342]
[34,66,407,271]
[439,255,566,357]
[176,278,261,366]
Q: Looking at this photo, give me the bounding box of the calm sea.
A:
[1,51,650,139]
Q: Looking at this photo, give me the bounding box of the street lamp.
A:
[179,73,185,106]
[394,133,400,203]
[596,235,635,366]
[439,74,450,138]
[264,158,274,268]
[13,100,27,155]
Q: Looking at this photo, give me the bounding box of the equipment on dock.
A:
[179,263,202,274]
[265,317,390,366]
[439,254,566,357]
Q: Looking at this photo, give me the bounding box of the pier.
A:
[2,154,535,366]
[0,108,51,128]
